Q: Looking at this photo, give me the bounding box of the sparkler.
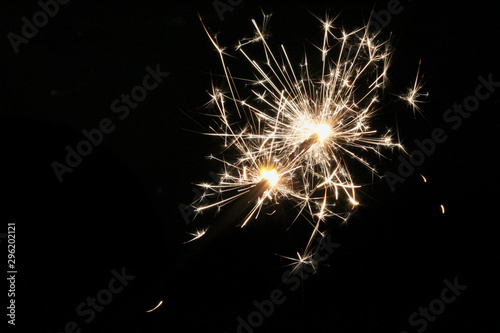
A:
[187,13,425,266]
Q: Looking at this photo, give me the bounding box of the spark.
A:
[145,300,163,313]
[279,251,318,277]
[399,59,428,115]
[440,204,445,214]
[421,174,427,183]
[183,227,209,244]
[191,13,421,259]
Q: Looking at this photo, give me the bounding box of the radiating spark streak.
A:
[421,174,427,183]
[278,251,318,277]
[304,185,328,254]
[183,228,209,244]
[145,300,163,313]
[441,204,445,214]
[399,59,428,115]
[192,13,421,260]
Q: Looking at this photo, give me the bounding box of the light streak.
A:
[183,227,209,244]
[145,300,163,313]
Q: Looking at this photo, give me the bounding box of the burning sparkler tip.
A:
[259,167,279,187]
[192,11,422,252]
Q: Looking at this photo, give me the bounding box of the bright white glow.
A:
[260,168,279,186]
[313,123,332,143]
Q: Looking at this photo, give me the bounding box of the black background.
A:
[1,0,499,332]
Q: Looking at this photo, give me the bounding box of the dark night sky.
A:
[1,1,499,332]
